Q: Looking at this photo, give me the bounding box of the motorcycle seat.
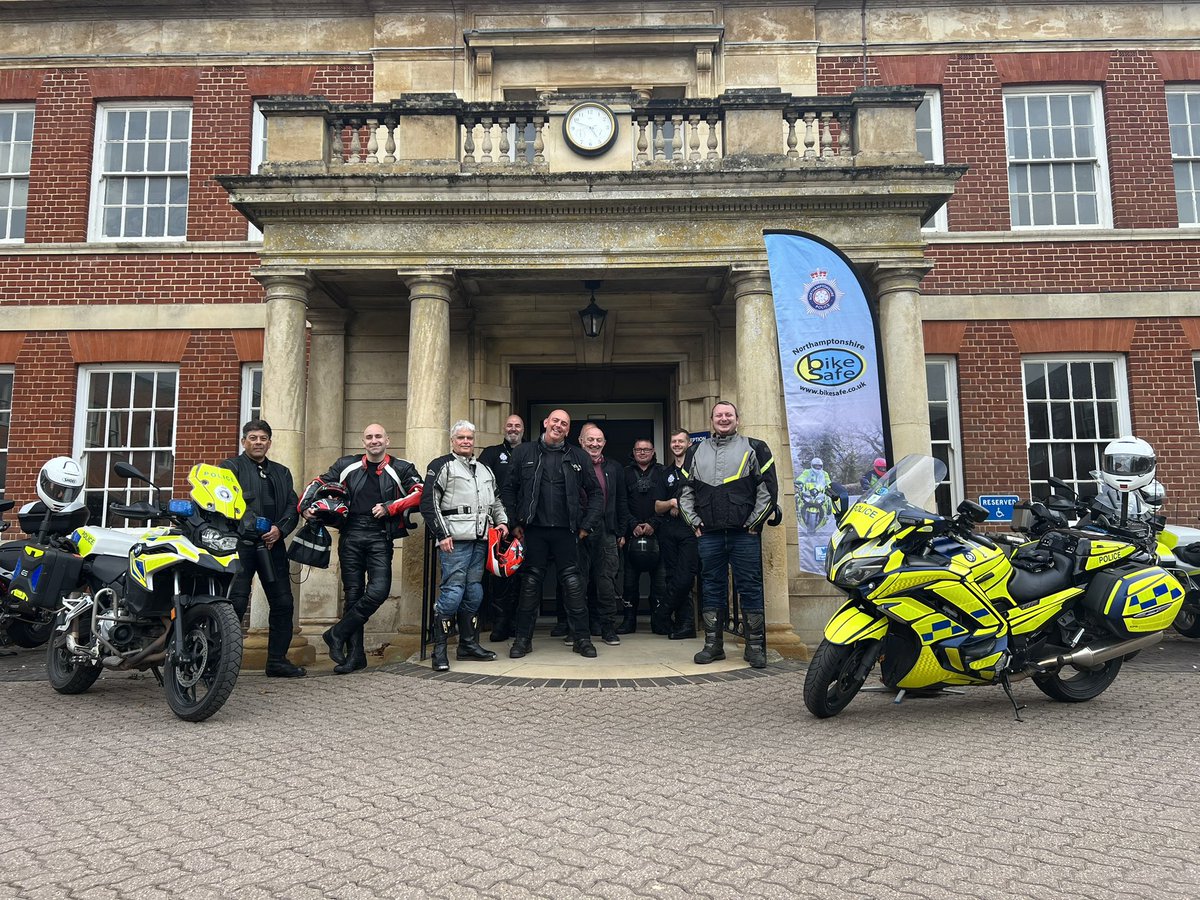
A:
[1175,543,1200,567]
[1007,551,1073,604]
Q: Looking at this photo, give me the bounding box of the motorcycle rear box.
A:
[1081,562,1184,637]
[7,543,83,611]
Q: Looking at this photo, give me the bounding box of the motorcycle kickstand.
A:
[999,671,1025,722]
[149,665,163,687]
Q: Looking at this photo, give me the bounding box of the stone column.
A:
[246,270,316,668]
[873,265,934,461]
[391,271,454,659]
[729,265,806,658]
[298,308,348,637]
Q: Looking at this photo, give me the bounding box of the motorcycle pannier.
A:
[7,543,83,611]
[1081,562,1183,638]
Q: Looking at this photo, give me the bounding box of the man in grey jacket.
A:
[679,400,778,668]
[420,420,509,672]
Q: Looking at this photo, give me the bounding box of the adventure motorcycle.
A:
[36,462,252,721]
[804,455,1184,719]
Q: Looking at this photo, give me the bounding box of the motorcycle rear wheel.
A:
[1172,607,1200,639]
[803,639,879,718]
[163,602,243,722]
[1032,657,1122,703]
[46,633,102,695]
[6,617,55,648]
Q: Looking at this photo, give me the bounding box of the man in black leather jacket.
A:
[307,423,422,674]
[478,414,525,641]
[221,419,305,678]
[500,408,603,659]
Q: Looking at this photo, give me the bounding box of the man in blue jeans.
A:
[420,419,508,672]
[678,401,778,668]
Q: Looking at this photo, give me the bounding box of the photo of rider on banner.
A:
[763,230,891,575]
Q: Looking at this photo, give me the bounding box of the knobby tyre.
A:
[46,631,102,694]
[1032,657,1122,702]
[6,616,55,648]
[164,601,243,722]
[803,638,879,718]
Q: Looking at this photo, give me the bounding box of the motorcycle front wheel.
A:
[47,632,102,695]
[164,602,243,722]
[803,638,879,718]
[1032,657,1122,702]
[1172,606,1200,639]
[6,616,55,648]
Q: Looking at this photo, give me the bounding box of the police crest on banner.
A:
[764,231,891,575]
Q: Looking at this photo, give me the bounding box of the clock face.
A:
[563,102,618,156]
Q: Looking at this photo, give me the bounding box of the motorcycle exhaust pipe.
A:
[1034,630,1163,670]
[105,626,171,671]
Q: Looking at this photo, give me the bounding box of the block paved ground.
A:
[1,638,1199,899]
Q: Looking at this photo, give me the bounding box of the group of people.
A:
[222,399,778,680]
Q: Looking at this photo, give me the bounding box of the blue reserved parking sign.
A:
[978,494,1020,522]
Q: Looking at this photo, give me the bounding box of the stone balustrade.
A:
[257,87,926,174]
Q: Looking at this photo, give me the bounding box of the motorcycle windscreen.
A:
[187,464,247,521]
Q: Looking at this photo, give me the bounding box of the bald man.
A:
[500,409,603,659]
[307,423,422,674]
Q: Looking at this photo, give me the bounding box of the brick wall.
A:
[1104,51,1176,229]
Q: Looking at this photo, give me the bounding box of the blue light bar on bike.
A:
[168,499,196,516]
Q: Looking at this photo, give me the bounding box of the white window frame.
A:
[1168,86,1200,228]
[240,363,263,434]
[0,104,34,243]
[917,90,948,233]
[1022,353,1130,501]
[248,102,266,241]
[0,366,13,498]
[89,102,191,242]
[73,365,179,526]
[1004,86,1112,230]
[925,356,963,515]
[1192,353,1200,428]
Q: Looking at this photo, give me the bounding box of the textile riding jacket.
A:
[419,453,508,542]
[500,440,603,534]
[319,453,422,541]
[679,433,778,533]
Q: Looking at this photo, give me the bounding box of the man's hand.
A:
[438,536,454,552]
[372,502,387,519]
[302,507,315,522]
[617,536,626,549]
[513,525,524,543]
[577,529,589,541]
[495,523,509,538]
[262,525,282,548]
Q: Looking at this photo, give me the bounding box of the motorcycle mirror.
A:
[956,499,989,523]
[1047,476,1076,499]
[114,461,149,482]
[1047,495,1075,513]
[0,499,13,513]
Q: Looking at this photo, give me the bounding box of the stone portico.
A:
[222,86,959,661]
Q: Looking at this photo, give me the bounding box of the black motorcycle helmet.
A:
[626,534,660,572]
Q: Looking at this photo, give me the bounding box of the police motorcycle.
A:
[804,453,1185,719]
[36,459,255,722]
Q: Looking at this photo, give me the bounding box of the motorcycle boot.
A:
[335,626,368,675]
[430,615,452,672]
[558,564,592,649]
[616,599,638,634]
[742,611,767,669]
[322,620,352,666]
[265,657,307,678]
[457,610,497,661]
[668,590,697,640]
[694,608,726,664]
[510,567,544,659]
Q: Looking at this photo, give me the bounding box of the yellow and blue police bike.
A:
[805,455,1185,718]
[23,461,261,721]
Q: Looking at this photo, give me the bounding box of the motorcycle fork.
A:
[171,571,187,662]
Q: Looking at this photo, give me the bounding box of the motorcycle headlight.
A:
[836,557,886,588]
[198,526,239,554]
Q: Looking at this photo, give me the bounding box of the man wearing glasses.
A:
[621,439,669,634]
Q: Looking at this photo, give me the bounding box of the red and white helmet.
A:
[486,527,524,577]
[299,478,349,525]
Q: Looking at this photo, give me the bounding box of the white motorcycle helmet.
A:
[38,456,85,511]
[810,457,823,469]
[1099,436,1156,494]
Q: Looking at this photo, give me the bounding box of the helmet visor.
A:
[40,470,82,505]
[1103,452,1155,477]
